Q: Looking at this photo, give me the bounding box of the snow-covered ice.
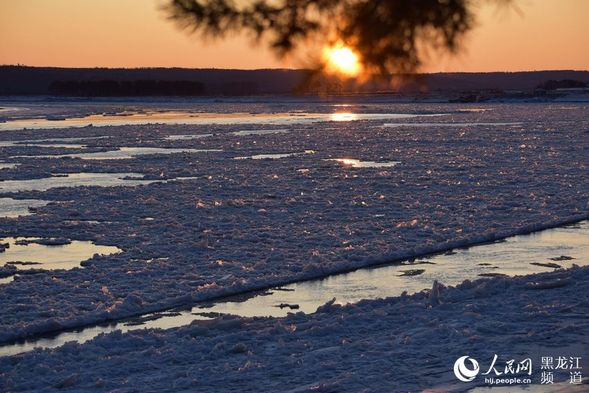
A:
[0,100,587,390]
[0,266,587,391]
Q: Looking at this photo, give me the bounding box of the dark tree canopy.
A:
[537,79,587,90]
[165,0,509,76]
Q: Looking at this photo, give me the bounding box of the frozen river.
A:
[0,98,588,391]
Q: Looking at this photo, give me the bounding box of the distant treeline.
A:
[2,66,589,96]
[0,66,303,96]
[537,79,587,90]
[49,80,206,96]
[47,79,261,96]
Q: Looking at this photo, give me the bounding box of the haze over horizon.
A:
[1,0,588,73]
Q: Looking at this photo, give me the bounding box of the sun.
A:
[323,44,362,77]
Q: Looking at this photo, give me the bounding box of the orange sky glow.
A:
[0,0,587,72]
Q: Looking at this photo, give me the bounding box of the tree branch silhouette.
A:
[165,0,509,76]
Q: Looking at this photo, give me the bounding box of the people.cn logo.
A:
[453,356,480,382]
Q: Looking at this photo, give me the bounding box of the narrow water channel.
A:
[0,220,587,357]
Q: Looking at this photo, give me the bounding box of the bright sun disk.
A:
[324,45,361,77]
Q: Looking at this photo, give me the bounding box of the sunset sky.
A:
[1,0,588,72]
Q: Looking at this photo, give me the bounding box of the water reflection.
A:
[0,198,49,218]
[19,147,221,160]
[0,237,121,270]
[382,122,521,128]
[0,106,22,113]
[456,108,491,113]
[0,276,14,285]
[192,221,588,316]
[0,140,87,149]
[235,150,315,160]
[330,112,447,122]
[328,158,400,168]
[0,173,156,193]
[331,113,358,122]
[232,128,290,136]
[30,143,87,149]
[165,134,213,140]
[0,111,447,131]
[31,136,111,143]
[0,311,213,357]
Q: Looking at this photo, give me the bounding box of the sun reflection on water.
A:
[330,112,359,122]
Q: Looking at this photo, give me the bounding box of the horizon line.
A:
[2,64,589,75]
